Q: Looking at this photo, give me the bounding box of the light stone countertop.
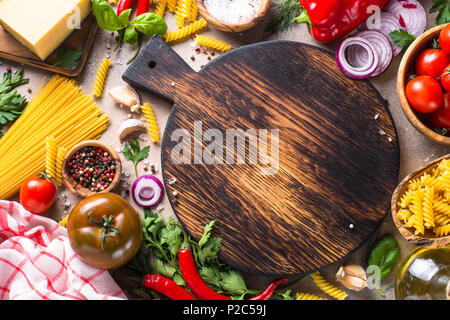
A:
[4,0,449,300]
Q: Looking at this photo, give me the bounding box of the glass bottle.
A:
[395,246,449,300]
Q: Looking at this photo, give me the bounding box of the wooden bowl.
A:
[196,0,270,32]
[62,140,122,198]
[391,154,450,247]
[397,24,450,146]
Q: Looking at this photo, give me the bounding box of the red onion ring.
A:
[361,11,403,56]
[347,31,393,77]
[131,175,164,208]
[383,0,426,38]
[336,36,379,79]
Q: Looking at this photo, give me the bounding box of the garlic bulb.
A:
[336,262,367,291]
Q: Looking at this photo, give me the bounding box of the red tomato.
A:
[429,93,450,129]
[439,24,450,55]
[405,75,444,114]
[20,173,56,215]
[441,65,450,92]
[416,48,450,79]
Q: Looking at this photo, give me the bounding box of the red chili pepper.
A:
[179,246,232,300]
[248,278,288,300]
[296,0,390,43]
[117,0,136,16]
[136,0,150,16]
[143,274,197,300]
[179,244,289,300]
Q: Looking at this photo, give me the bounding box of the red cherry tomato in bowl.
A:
[405,75,444,114]
[416,48,450,79]
[429,93,450,129]
[439,24,450,55]
[441,65,450,92]
[19,172,56,214]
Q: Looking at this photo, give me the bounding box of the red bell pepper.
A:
[296,0,390,43]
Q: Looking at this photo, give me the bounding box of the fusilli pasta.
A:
[164,18,207,42]
[310,272,348,300]
[92,57,111,98]
[45,136,57,179]
[296,292,327,300]
[155,0,167,17]
[195,35,232,52]
[55,147,68,187]
[141,103,160,143]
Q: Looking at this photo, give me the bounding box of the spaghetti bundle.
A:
[0,75,109,199]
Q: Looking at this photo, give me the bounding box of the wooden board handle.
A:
[122,35,200,102]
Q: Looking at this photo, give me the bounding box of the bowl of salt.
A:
[197,0,271,32]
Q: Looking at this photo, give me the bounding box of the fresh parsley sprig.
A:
[430,0,450,25]
[122,138,150,178]
[390,29,416,49]
[0,69,29,127]
[53,47,83,68]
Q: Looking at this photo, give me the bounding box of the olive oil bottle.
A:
[395,246,449,300]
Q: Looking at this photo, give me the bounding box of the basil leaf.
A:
[91,0,123,31]
[367,234,400,280]
[118,8,132,27]
[132,12,168,35]
[124,25,139,44]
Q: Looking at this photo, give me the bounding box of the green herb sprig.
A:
[53,47,83,68]
[122,138,150,178]
[430,0,450,25]
[0,69,29,127]
[367,234,400,296]
[91,0,167,63]
[269,0,301,32]
[390,29,416,49]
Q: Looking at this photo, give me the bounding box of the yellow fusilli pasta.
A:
[167,0,177,12]
[296,292,327,300]
[92,57,111,98]
[141,103,160,143]
[164,18,207,42]
[189,0,198,22]
[45,136,57,179]
[155,0,167,17]
[397,158,450,238]
[310,272,348,300]
[195,35,232,52]
[175,0,191,28]
[434,224,450,237]
[55,147,68,187]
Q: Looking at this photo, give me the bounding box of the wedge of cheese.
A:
[0,0,91,60]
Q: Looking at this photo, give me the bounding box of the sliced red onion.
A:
[336,36,379,79]
[347,31,393,77]
[131,175,164,208]
[361,11,403,56]
[383,0,426,38]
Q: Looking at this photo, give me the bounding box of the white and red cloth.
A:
[0,200,127,300]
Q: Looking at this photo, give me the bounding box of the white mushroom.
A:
[118,119,147,140]
[108,85,141,112]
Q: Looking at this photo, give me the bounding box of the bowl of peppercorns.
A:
[62,140,122,198]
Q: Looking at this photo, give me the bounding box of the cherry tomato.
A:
[439,24,450,55]
[19,173,56,215]
[429,93,450,129]
[67,193,142,269]
[441,65,450,92]
[405,75,444,114]
[415,48,450,79]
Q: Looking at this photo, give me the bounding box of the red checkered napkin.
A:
[0,201,127,300]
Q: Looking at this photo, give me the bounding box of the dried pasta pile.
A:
[397,158,450,237]
[0,75,109,199]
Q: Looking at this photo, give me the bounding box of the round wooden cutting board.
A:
[123,36,400,276]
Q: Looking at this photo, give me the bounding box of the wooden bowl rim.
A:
[196,0,271,32]
[397,24,450,146]
[62,140,122,198]
[391,154,450,247]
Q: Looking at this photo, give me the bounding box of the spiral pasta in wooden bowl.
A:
[391,154,450,248]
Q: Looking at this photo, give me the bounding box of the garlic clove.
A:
[118,119,147,140]
[108,85,140,109]
[336,262,367,291]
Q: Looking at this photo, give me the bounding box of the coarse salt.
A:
[204,0,261,24]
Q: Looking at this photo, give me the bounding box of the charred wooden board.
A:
[0,14,97,77]
[123,36,400,276]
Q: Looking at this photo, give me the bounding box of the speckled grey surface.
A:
[2,0,448,300]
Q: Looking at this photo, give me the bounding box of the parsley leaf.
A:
[390,29,416,48]
[122,138,150,177]
[430,0,450,25]
[53,47,83,68]
[0,70,29,126]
